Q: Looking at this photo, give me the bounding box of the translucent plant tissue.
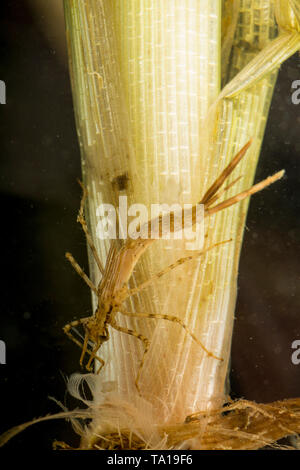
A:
[58,0,300,449]
[1,0,300,451]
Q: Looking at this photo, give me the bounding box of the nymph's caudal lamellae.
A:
[63,140,284,395]
[1,0,300,451]
[60,0,300,448]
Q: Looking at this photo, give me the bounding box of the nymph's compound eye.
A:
[63,143,284,396]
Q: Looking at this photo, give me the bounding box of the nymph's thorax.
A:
[93,300,113,331]
[97,278,128,308]
[93,286,127,327]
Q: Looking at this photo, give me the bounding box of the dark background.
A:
[0,1,299,450]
